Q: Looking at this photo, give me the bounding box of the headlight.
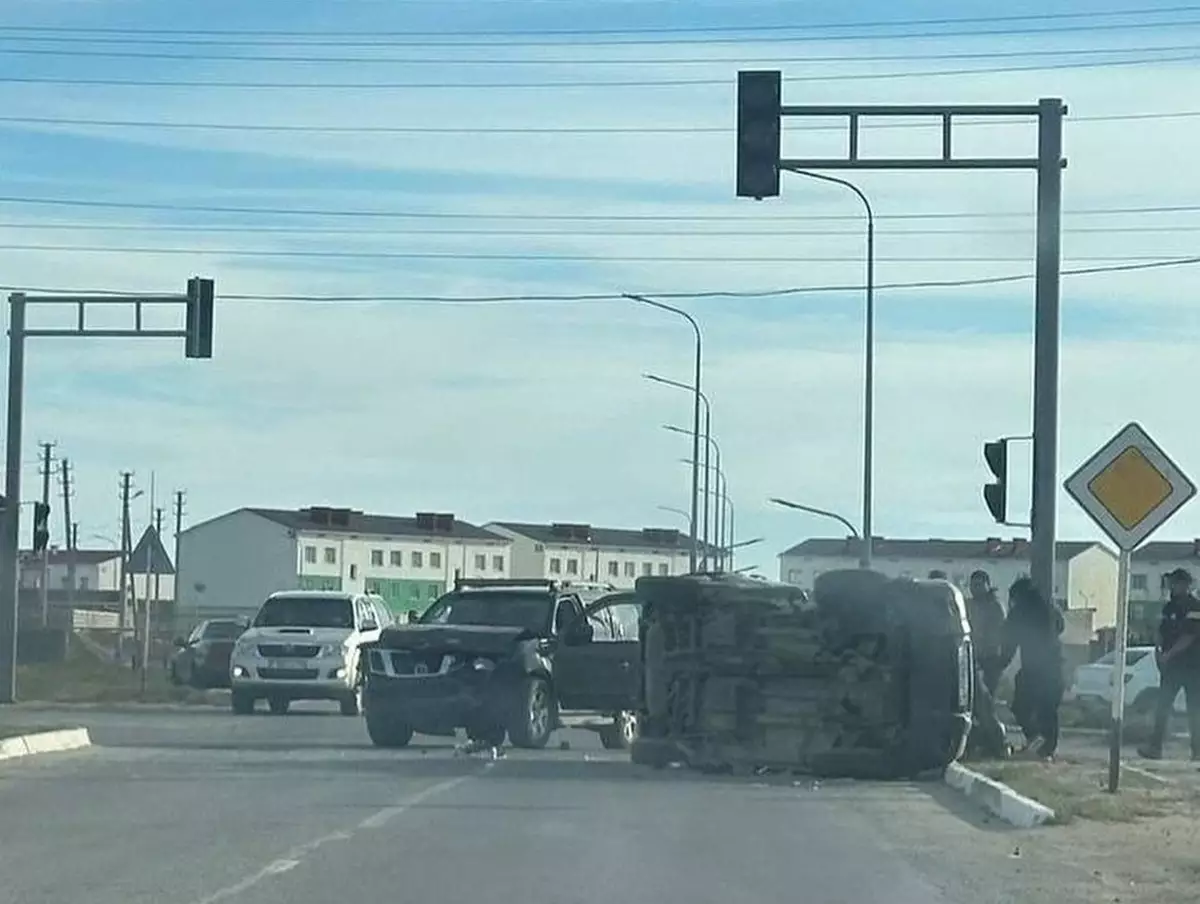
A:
[471,657,495,672]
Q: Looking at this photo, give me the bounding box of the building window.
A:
[658,563,669,576]
[349,564,359,580]
[324,547,337,564]
[624,562,635,578]
[390,550,403,567]
[787,569,802,584]
[304,545,317,564]
[79,576,89,590]
[475,554,487,570]
[607,560,619,577]
[430,551,442,569]
[549,557,562,574]
[412,551,424,568]
[567,558,579,575]
[493,555,505,572]
[1131,573,1148,592]
[642,563,653,576]
[370,549,384,567]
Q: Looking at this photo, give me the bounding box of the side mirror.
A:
[172,636,187,648]
[565,621,594,645]
[406,610,420,624]
[361,620,378,632]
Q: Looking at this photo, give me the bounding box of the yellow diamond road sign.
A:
[1064,422,1196,552]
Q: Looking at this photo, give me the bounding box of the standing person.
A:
[1138,568,1200,761]
[964,570,1010,758]
[1001,577,1065,760]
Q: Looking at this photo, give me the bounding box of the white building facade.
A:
[19,549,175,602]
[485,522,697,589]
[177,507,512,621]
[778,536,1119,640]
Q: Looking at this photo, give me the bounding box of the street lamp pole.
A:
[769,497,861,539]
[627,295,702,573]
[789,171,874,570]
[663,420,720,571]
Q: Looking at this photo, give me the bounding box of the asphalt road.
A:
[0,703,1067,904]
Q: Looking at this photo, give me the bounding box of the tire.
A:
[267,696,290,715]
[599,711,639,750]
[340,685,363,716]
[231,690,255,715]
[508,676,555,749]
[365,707,414,748]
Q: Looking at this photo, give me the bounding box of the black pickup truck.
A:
[361,579,642,750]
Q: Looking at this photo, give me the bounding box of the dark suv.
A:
[362,578,642,750]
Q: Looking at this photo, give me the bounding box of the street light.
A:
[656,505,690,525]
[789,171,875,570]
[663,422,721,568]
[627,294,702,573]
[645,373,712,568]
[679,457,727,572]
[769,497,861,541]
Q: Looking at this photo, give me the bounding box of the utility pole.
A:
[38,442,54,627]
[139,476,156,695]
[60,458,75,616]
[173,490,186,630]
[153,507,164,621]
[118,472,133,664]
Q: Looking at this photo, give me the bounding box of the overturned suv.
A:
[361,578,643,750]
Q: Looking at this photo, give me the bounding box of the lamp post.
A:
[787,171,874,570]
[664,422,721,571]
[680,457,728,572]
[646,373,712,569]
[628,295,702,572]
[769,497,861,539]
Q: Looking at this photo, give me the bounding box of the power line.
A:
[2,108,1194,136]
[0,194,1196,222]
[0,241,1185,264]
[0,6,1194,47]
[5,256,1196,305]
[0,51,1196,89]
[2,40,1196,65]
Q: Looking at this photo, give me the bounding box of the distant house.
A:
[778,535,1119,639]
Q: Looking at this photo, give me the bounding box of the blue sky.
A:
[3,0,1200,574]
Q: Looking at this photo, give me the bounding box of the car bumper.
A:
[230,659,356,700]
[364,671,517,733]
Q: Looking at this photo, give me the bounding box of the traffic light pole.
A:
[0,279,214,704]
[735,72,1066,604]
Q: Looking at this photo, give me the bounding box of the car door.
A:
[554,593,641,713]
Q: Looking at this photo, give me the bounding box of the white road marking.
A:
[186,769,484,903]
[1123,762,1174,784]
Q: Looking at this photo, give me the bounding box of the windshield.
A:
[419,591,553,633]
[1094,649,1152,667]
[253,596,354,629]
[202,621,244,640]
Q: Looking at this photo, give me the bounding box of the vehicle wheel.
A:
[508,676,555,749]
[365,708,414,748]
[267,696,291,715]
[340,685,363,716]
[599,711,639,750]
[231,690,255,715]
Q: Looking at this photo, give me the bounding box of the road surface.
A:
[0,704,1112,904]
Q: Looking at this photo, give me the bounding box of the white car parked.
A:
[229,590,391,716]
[1068,646,1187,717]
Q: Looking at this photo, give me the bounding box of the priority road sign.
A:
[1063,421,1195,795]
[1063,421,1195,553]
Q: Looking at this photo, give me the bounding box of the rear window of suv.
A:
[254,596,354,629]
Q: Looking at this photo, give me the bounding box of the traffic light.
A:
[983,439,1009,524]
[31,501,50,553]
[185,276,214,359]
[735,70,782,200]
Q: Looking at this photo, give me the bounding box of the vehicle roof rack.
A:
[454,577,557,591]
[558,580,619,593]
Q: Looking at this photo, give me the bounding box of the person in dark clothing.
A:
[1138,568,1200,761]
[964,570,1010,759]
[1001,576,1065,760]
[928,570,948,580]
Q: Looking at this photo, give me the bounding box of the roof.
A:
[245,507,505,542]
[128,527,176,575]
[488,521,719,554]
[779,536,1109,561]
[19,548,122,566]
[1132,539,1200,562]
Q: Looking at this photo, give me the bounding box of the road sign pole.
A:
[1108,548,1131,793]
[0,295,27,704]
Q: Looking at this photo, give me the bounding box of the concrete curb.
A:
[0,728,92,762]
[944,761,1056,828]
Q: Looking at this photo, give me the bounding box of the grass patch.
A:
[978,759,1192,824]
[16,645,221,705]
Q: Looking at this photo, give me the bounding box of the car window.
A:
[422,591,555,633]
[254,595,354,629]
[187,623,205,644]
[587,606,616,641]
[1094,649,1152,667]
[603,602,641,641]
[555,597,581,634]
[202,621,243,640]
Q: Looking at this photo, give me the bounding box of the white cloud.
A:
[1,9,1199,568]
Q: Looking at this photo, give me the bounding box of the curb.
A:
[944,761,1056,828]
[0,728,92,762]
